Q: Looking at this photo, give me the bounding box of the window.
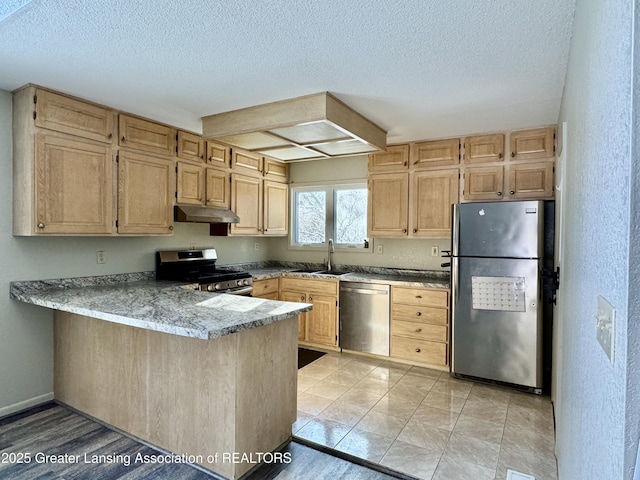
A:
[291,183,369,249]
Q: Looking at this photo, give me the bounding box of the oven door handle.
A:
[225,286,254,296]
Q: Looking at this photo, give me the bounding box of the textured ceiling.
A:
[0,0,576,145]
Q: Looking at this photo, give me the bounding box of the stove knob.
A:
[237,280,243,287]
[243,279,251,286]
[206,285,215,292]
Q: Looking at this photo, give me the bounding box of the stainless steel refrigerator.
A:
[451,200,544,392]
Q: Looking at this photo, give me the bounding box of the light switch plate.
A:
[596,295,615,364]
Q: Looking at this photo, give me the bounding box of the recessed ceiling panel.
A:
[313,139,378,156]
[214,132,289,150]
[258,146,324,161]
[269,121,351,145]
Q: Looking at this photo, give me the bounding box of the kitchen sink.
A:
[289,268,325,273]
[315,270,351,275]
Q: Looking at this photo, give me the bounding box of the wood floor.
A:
[0,403,399,480]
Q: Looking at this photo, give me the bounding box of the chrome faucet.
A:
[327,238,334,271]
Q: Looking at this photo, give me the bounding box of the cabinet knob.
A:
[107,133,113,139]
[300,295,305,301]
[510,190,515,195]
[169,225,174,230]
[415,328,422,333]
[121,136,126,143]
[403,161,407,166]
[208,156,213,162]
[415,348,421,353]
[498,152,502,159]
[37,222,45,229]
[497,191,503,196]
[511,152,515,157]
[309,296,313,302]
[416,311,422,316]
[415,295,422,299]
[413,228,417,233]
[402,229,407,233]
[200,154,204,159]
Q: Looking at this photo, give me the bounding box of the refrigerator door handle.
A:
[451,204,460,256]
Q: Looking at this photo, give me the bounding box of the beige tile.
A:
[502,424,555,456]
[371,394,421,421]
[317,398,371,427]
[298,364,335,380]
[430,378,473,398]
[310,353,352,370]
[355,411,407,438]
[297,392,334,416]
[497,445,558,480]
[467,383,512,406]
[411,405,460,431]
[452,414,505,444]
[387,381,430,404]
[398,372,438,390]
[339,361,378,377]
[353,376,393,395]
[460,397,508,423]
[339,387,386,409]
[408,365,444,379]
[380,440,441,479]
[397,419,450,453]
[305,380,350,401]
[322,369,365,387]
[433,454,496,480]
[294,417,351,448]
[378,359,412,372]
[366,365,407,384]
[443,432,500,469]
[297,375,319,393]
[292,410,314,433]
[509,391,554,411]
[506,403,555,436]
[421,390,467,413]
[334,428,395,463]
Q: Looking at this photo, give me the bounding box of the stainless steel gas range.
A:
[155,249,253,295]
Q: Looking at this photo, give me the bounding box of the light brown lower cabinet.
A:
[390,286,450,368]
[252,278,279,300]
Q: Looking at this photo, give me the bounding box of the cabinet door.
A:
[462,166,504,201]
[368,173,409,237]
[177,130,204,163]
[307,294,338,346]
[280,291,307,341]
[263,180,288,236]
[117,151,174,234]
[205,167,230,208]
[34,134,114,234]
[35,89,114,143]
[206,142,230,167]
[510,127,555,160]
[176,162,204,205]
[231,149,262,176]
[119,114,175,156]
[410,169,459,237]
[464,133,504,164]
[368,145,409,172]
[508,161,554,199]
[411,138,460,168]
[263,157,289,182]
[230,173,262,235]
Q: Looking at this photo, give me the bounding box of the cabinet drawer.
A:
[119,114,175,156]
[392,287,448,308]
[177,130,205,163]
[392,304,448,325]
[280,277,338,296]
[253,278,279,296]
[392,320,447,342]
[391,335,447,366]
[232,149,262,176]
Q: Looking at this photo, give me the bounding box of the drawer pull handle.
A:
[309,296,313,301]
[415,295,422,299]
[416,312,422,316]
[300,295,305,301]
[415,348,421,353]
[415,328,422,333]
[37,222,45,229]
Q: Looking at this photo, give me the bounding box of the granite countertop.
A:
[10,274,312,340]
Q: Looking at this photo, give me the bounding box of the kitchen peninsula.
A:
[10,273,312,480]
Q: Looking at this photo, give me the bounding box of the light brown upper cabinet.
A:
[263,180,289,236]
[206,142,230,167]
[410,169,459,237]
[230,173,263,235]
[368,145,410,172]
[231,149,262,176]
[368,173,409,237]
[464,133,504,164]
[117,150,174,235]
[118,114,175,157]
[510,127,555,160]
[205,167,230,209]
[411,138,460,168]
[263,157,290,182]
[33,134,115,235]
[508,161,554,199]
[177,130,205,163]
[34,88,115,143]
[176,161,205,205]
[462,166,505,201]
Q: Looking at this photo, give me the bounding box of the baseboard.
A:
[0,392,54,419]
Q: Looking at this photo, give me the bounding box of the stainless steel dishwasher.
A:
[339,282,390,355]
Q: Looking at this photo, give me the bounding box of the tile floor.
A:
[294,351,557,480]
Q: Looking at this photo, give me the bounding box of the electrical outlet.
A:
[376,244,383,254]
[431,246,439,257]
[596,295,615,363]
[190,243,196,250]
[96,251,106,264]
[254,243,259,251]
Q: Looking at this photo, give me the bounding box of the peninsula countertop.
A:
[10,273,312,340]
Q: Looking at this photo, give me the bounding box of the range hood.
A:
[202,92,387,162]
[174,205,240,224]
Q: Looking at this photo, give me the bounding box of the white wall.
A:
[271,155,451,271]
[0,90,271,415]
[555,1,636,478]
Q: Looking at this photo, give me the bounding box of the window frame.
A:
[289,182,371,252]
